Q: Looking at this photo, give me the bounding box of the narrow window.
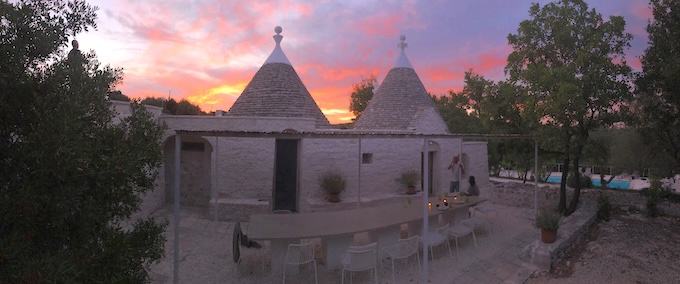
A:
[362,153,373,164]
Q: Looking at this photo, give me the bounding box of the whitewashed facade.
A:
[118,28,490,221]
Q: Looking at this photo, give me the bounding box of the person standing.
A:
[447,155,465,194]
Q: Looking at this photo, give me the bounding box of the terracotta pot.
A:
[328,193,340,203]
[406,186,417,195]
[541,229,557,243]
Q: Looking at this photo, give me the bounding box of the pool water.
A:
[545,176,630,189]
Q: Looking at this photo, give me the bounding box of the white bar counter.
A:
[248,196,485,275]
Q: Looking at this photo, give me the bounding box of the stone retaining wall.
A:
[500,180,680,271]
[488,180,680,218]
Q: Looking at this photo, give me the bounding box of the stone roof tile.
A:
[226,27,330,128]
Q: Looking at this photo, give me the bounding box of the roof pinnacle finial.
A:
[393,34,413,69]
[264,25,292,65]
[398,35,407,51]
[274,26,283,45]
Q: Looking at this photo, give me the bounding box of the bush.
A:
[644,177,664,217]
[646,188,661,217]
[567,172,593,189]
[319,171,346,194]
[536,209,562,230]
[597,194,612,221]
[397,169,420,187]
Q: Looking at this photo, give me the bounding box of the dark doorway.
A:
[274,139,298,212]
[421,151,435,195]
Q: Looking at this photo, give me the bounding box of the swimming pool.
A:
[545,176,630,189]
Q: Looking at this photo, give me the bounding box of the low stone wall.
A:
[520,201,597,271]
[498,180,680,271]
[488,180,680,218]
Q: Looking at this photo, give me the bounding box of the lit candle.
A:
[428,202,432,208]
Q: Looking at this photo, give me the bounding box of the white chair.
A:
[283,242,318,284]
[447,220,477,261]
[382,235,421,284]
[341,242,378,284]
[472,203,501,232]
[462,216,493,241]
[418,223,453,272]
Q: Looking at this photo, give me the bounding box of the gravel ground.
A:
[526,208,680,284]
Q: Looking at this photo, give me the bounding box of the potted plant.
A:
[536,209,562,243]
[319,170,346,203]
[397,169,420,195]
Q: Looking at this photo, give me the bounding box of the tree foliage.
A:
[142,96,207,115]
[506,0,633,215]
[0,1,166,282]
[433,70,486,134]
[349,74,377,119]
[635,0,680,175]
[108,90,130,101]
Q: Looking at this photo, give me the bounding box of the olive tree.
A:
[506,0,633,215]
[635,0,680,176]
[0,0,166,282]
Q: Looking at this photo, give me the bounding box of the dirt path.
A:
[526,208,680,284]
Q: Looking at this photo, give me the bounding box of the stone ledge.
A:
[210,197,270,206]
[520,201,597,271]
[306,192,424,212]
[208,198,270,222]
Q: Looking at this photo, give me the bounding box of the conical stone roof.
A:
[227,26,330,128]
[354,36,448,134]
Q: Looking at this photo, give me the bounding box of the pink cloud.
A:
[629,57,642,70]
[353,13,406,37]
[94,0,649,124]
[631,3,652,21]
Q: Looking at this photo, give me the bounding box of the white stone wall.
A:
[462,141,490,195]
[161,115,316,139]
[111,100,163,123]
[155,112,491,216]
[297,138,480,210]
[203,136,484,213]
[110,101,165,221]
[208,137,275,199]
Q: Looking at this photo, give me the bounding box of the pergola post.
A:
[173,134,181,284]
[421,138,430,283]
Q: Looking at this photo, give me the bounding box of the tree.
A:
[433,70,486,133]
[635,0,680,176]
[174,98,205,115]
[433,91,480,134]
[506,0,633,215]
[141,96,165,107]
[108,90,130,101]
[349,74,377,119]
[142,97,205,115]
[0,1,166,282]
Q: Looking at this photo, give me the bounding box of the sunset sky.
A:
[78,0,652,124]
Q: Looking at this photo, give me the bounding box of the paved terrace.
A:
[147,197,597,284]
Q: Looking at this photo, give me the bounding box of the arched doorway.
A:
[164,135,213,207]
